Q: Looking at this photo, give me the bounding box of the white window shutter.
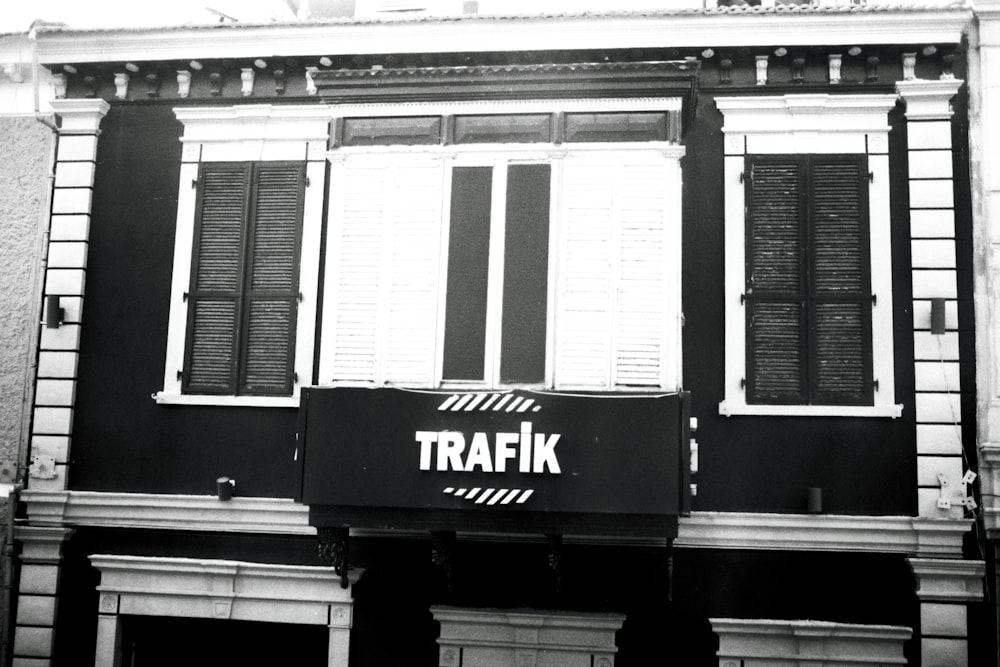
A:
[612,161,671,388]
[322,156,444,386]
[381,160,444,385]
[324,160,385,383]
[555,151,675,390]
[555,157,615,388]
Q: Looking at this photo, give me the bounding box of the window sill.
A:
[718,401,903,419]
[153,392,299,408]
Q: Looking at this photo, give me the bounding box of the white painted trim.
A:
[32,11,970,64]
[718,402,903,418]
[329,97,682,118]
[333,142,687,159]
[908,557,986,602]
[152,392,300,408]
[90,555,359,667]
[677,512,968,558]
[712,618,911,666]
[160,104,328,402]
[19,491,969,557]
[717,94,899,418]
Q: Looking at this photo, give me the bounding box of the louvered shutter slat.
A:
[556,159,613,388]
[186,299,239,392]
[384,163,443,385]
[614,162,668,387]
[810,156,871,402]
[813,302,867,398]
[746,157,805,402]
[184,164,250,394]
[749,161,802,293]
[328,165,383,382]
[749,301,803,400]
[239,163,304,395]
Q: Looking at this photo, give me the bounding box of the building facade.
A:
[6,2,996,665]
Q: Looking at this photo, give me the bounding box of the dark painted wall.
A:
[72,104,301,497]
[69,50,975,516]
[681,90,917,515]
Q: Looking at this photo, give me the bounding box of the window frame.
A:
[156,105,330,407]
[318,97,686,393]
[717,94,902,418]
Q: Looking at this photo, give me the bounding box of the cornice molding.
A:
[677,512,969,558]
[908,557,986,602]
[19,491,970,557]
[896,78,964,120]
[32,11,970,65]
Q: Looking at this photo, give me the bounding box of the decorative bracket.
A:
[546,533,564,595]
[318,526,350,588]
[431,530,457,595]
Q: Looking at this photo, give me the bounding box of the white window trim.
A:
[318,138,685,393]
[716,94,902,418]
[155,105,330,407]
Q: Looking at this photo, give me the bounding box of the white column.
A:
[11,526,73,667]
[327,602,353,667]
[93,609,121,667]
[895,78,966,520]
[28,98,109,493]
[908,558,985,667]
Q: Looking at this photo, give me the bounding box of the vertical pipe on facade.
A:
[0,25,60,667]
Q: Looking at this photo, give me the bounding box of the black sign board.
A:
[296,387,689,538]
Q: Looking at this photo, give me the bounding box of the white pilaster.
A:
[11,527,74,667]
[908,557,985,667]
[28,98,109,494]
[896,78,967,520]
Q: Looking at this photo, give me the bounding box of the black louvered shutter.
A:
[183,162,304,396]
[746,157,807,403]
[809,156,873,404]
[183,163,251,394]
[238,163,305,395]
[745,154,873,405]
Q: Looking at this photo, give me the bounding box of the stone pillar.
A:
[11,526,73,667]
[895,78,967,520]
[327,602,353,667]
[908,558,985,666]
[28,98,109,494]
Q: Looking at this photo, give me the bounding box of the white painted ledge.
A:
[20,491,970,558]
[678,512,969,558]
[152,392,300,408]
[712,618,911,667]
[719,401,904,418]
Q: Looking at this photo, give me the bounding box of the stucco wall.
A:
[0,115,52,498]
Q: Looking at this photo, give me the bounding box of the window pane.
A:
[442,167,492,381]
[500,164,550,384]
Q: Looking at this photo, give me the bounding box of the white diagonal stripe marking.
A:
[438,395,460,411]
[500,489,521,504]
[464,393,487,411]
[516,490,534,504]
[488,489,507,505]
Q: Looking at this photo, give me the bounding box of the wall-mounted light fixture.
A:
[45,295,64,329]
[216,476,236,501]
[930,297,947,335]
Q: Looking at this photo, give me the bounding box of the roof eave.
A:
[33,9,973,65]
